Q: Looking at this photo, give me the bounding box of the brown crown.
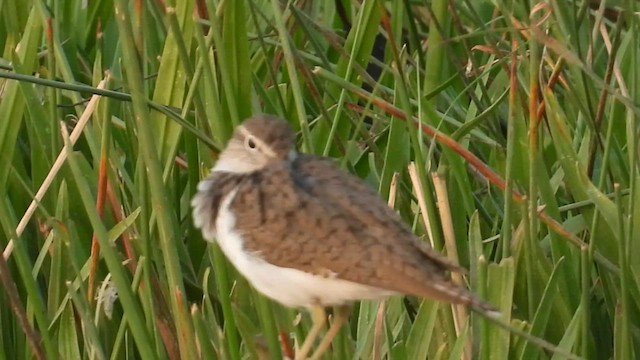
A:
[240,115,296,159]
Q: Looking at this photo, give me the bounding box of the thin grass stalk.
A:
[502,36,519,258]
[2,80,107,259]
[87,114,111,302]
[408,164,436,249]
[249,0,289,116]
[100,81,179,357]
[44,182,65,322]
[164,5,209,177]
[579,245,590,359]
[200,267,226,357]
[201,0,238,133]
[431,171,470,359]
[615,184,632,359]
[191,305,218,360]
[133,0,144,54]
[209,246,242,360]
[108,257,149,360]
[173,24,210,198]
[0,71,132,100]
[45,17,59,165]
[0,229,44,360]
[372,172,399,360]
[441,3,488,113]
[319,0,372,157]
[254,294,282,359]
[521,196,536,321]
[390,45,445,256]
[0,72,217,149]
[66,280,107,360]
[132,155,165,356]
[476,252,490,359]
[587,14,623,177]
[175,68,202,206]
[203,0,248,132]
[527,4,543,320]
[110,312,130,360]
[183,30,214,138]
[62,123,156,358]
[192,18,222,141]
[517,258,566,360]
[268,0,313,151]
[589,20,623,360]
[624,10,640,358]
[405,123,449,278]
[407,163,440,356]
[147,0,195,165]
[221,0,253,120]
[113,1,196,358]
[194,8,243,359]
[528,24,639,118]
[422,0,448,109]
[31,2,84,107]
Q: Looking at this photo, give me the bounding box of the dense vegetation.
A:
[0,0,638,359]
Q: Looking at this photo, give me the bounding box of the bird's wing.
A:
[293,155,466,274]
[230,156,470,303]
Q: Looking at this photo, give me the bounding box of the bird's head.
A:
[213,115,297,174]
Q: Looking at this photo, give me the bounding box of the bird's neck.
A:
[212,157,259,174]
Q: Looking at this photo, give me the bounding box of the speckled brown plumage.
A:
[192,114,494,312]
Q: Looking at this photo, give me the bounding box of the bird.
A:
[191,114,497,360]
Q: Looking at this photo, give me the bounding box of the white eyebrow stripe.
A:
[238,125,277,157]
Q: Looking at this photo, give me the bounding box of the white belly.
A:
[214,190,395,308]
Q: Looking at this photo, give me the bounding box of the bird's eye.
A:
[245,137,257,150]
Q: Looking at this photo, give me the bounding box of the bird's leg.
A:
[295,305,326,360]
[309,305,351,360]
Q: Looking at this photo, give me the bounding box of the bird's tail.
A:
[466,294,501,318]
